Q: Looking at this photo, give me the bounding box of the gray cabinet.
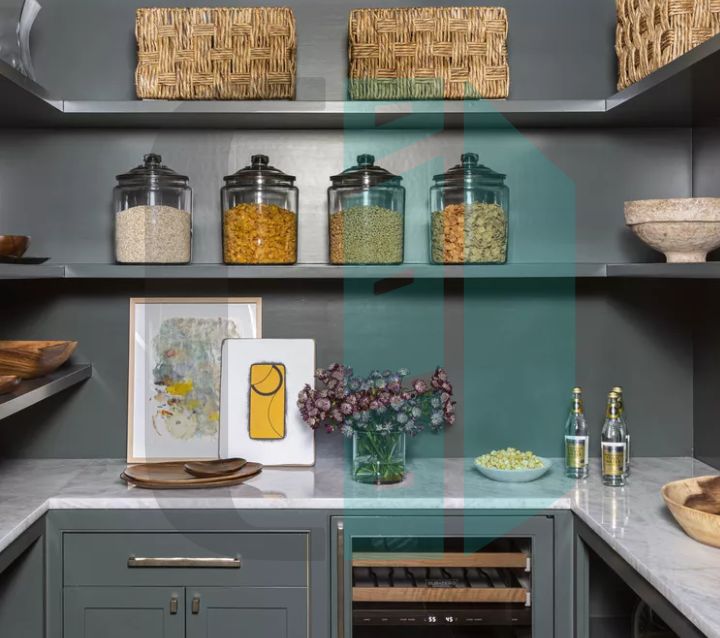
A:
[61,530,309,638]
[64,587,184,638]
[186,587,307,638]
[64,586,308,638]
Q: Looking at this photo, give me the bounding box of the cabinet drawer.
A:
[63,532,308,587]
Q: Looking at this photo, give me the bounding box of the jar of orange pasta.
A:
[221,155,298,264]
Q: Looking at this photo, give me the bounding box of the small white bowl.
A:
[473,458,552,483]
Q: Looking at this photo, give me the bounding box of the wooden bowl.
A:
[0,235,30,259]
[0,375,20,395]
[662,476,720,548]
[0,341,78,379]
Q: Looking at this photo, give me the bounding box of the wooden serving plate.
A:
[122,461,262,489]
[0,341,77,379]
[184,458,247,478]
[0,375,20,395]
[662,475,720,548]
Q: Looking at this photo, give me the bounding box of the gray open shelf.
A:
[3,30,720,129]
[64,263,608,279]
[0,262,607,279]
[607,263,720,278]
[0,264,66,279]
[0,364,92,421]
[7,262,720,279]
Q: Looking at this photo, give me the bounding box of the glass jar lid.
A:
[330,154,403,188]
[224,154,296,187]
[116,153,189,187]
[433,153,506,185]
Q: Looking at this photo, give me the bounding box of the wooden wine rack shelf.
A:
[352,587,529,603]
[351,551,529,569]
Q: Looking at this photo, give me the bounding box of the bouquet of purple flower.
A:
[297,365,455,484]
[297,365,455,437]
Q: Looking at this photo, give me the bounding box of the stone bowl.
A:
[624,198,720,263]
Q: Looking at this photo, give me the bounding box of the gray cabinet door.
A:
[186,587,308,638]
[64,587,184,638]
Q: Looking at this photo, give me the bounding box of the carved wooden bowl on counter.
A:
[0,341,77,379]
[662,476,720,548]
[625,198,720,263]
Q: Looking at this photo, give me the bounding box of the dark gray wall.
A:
[31,0,617,101]
[690,128,720,470]
[0,127,695,459]
[0,128,691,265]
[0,276,694,459]
[0,0,702,461]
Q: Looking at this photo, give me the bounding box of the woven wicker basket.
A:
[348,7,509,100]
[616,0,720,91]
[135,7,296,100]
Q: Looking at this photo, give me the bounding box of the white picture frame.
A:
[220,338,315,467]
[128,297,262,463]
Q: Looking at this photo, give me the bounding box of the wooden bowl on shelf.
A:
[0,341,77,379]
[662,476,720,548]
[0,235,30,259]
[0,375,20,395]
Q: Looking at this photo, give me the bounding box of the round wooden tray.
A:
[122,461,262,489]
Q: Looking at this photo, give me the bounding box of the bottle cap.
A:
[612,386,623,393]
[572,386,582,393]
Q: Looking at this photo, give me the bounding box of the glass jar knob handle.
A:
[357,154,375,167]
[144,153,162,166]
[252,154,269,166]
[461,153,478,166]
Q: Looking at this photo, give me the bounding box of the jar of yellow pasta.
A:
[221,155,298,264]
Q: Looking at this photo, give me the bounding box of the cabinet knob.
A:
[192,595,201,615]
[169,595,178,615]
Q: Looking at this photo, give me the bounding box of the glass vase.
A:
[352,431,406,484]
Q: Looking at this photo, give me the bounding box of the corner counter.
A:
[0,456,718,636]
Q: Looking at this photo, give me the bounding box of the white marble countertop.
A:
[0,456,718,636]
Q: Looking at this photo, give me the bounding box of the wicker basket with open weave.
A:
[616,0,720,91]
[348,6,509,100]
[135,7,296,100]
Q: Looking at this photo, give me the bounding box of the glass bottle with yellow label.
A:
[601,391,627,487]
[612,385,630,476]
[565,387,589,479]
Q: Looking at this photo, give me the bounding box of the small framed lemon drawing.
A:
[220,339,315,466]
[249,363,287,440]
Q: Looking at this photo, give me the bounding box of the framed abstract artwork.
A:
[220,339,315,466]
[127,297,262,463]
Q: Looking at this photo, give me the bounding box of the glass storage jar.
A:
[113,153,193,264]
[222,155,298,265]
[430,153,509,264]
[328,154,405,265]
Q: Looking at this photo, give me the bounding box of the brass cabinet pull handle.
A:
[336,520,344,638]
[128,556,241,568]
[192,595,200,615]
[169,595,178,615]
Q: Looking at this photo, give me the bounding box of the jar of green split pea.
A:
[327,154,405,264]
